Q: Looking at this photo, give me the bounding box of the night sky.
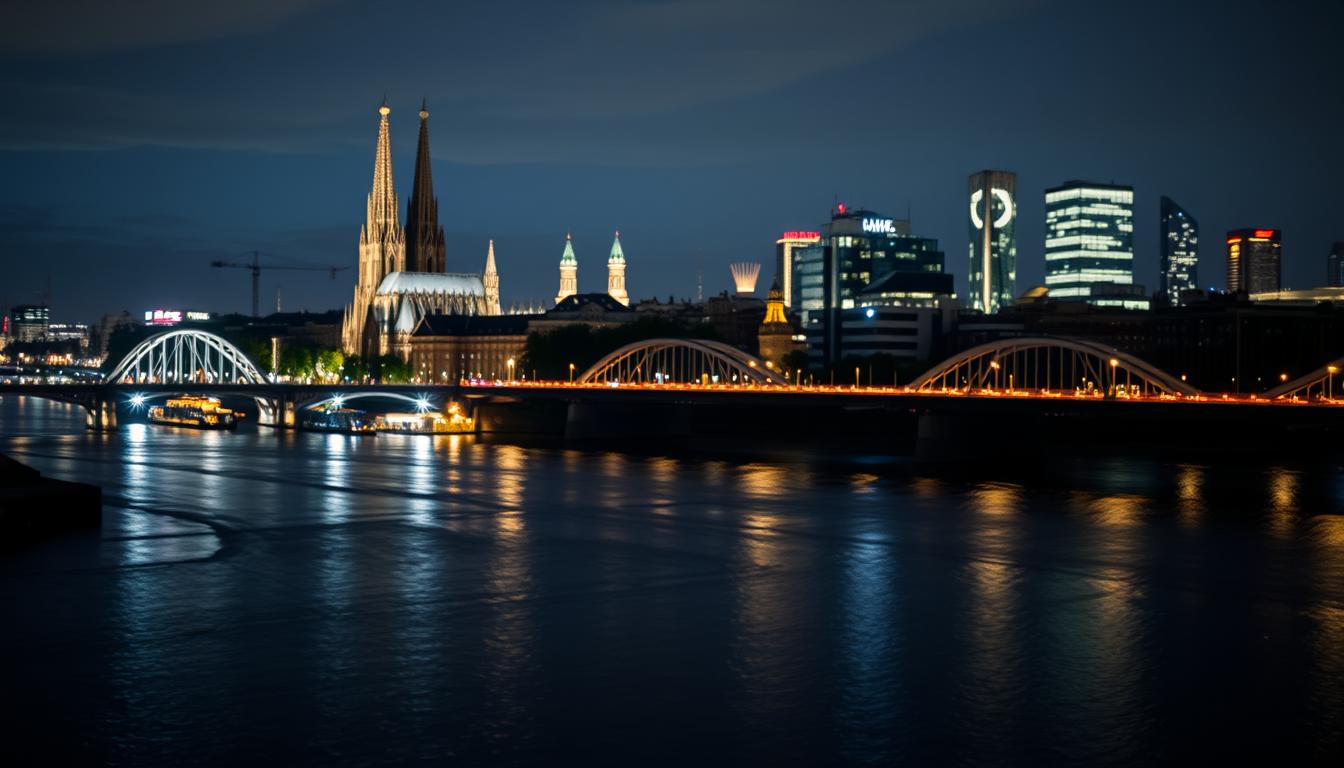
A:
[3,0,1340,323]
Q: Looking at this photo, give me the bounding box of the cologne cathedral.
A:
[342,100,501,360]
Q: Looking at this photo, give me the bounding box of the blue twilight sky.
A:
[1,0,1340,323]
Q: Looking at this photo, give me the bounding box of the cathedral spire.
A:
[367,100,399,241]
[345,100,407,355]
[484,239,501,315]
[405,100,446,273]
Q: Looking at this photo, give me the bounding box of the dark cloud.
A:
[1,0,334,55]
[0,0,1034,155]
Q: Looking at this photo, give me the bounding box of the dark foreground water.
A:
[2,396,1343,765]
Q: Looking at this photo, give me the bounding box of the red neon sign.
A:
[1253,229,1276,238]
[780,231,821,241]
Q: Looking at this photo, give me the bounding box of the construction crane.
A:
[210,251,350,317]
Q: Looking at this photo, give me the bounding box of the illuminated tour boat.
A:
[377,402,474,434]
[300,407,379,435]
[147,396,241,429]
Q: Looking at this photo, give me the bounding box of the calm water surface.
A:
[2,396,1343,765]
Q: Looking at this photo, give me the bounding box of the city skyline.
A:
[1,0,1340,323]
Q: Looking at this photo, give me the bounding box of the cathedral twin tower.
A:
[342,99,631,359]
[342,100,500,358]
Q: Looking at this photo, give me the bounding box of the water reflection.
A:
[838,537,900,762]
[1175,464,1205,527]
[1267,467,1300,539]
[1309,515,1344,757]
[3,396,1344,764]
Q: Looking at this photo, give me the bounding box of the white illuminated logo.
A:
[862,218,894,234]
[970,188,1014,229]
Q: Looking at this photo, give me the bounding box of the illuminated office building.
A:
[790,204,953,366]
[1044,181,1134,304]
[10,304,50,342]
[1226,228,1281,294]
[967,170,1017,313]
[1328,242,1344,288]
[775,230,821,308]
[1159,196,1199,305]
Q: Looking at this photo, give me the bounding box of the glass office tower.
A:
[1159,196,1199,305]
[967,170,1017,314]
[1226,229,1281,294]
[1328,242,1344,287]
[1044,180,1134,303]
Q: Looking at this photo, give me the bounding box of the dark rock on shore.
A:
[0,452,101,542]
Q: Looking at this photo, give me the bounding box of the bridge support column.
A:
[84,395,119,432]
[256,395,297,429]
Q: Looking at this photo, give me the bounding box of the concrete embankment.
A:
[0,452,101,542]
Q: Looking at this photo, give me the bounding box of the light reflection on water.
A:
[2,396,1343,764]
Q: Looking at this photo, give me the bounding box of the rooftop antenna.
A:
[696,252,704,303]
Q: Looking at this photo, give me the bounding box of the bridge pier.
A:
[255,395,297,430]
[84,394,119,432]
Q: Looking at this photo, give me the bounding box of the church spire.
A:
[345,99,406,356]
[405,99,446,273]
[483,239,501,315]
[556,233,578,305]
[607,230,628,306]
[367,100,399,243]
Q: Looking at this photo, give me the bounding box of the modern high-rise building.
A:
[967,170,1017,313]
[790,205,954,366]
[1044,180,1134,303]
[775,231,821,308]
[1328,242,1344,287]
[1159,196,1199,305]
[1226,229,1281,295]
[10,305,49,343]
[556,233,578,305]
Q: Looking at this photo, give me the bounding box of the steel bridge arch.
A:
[106,329,268,385]
[578,338,788,385]
[297,391,431,411]
[908,337,1201,397]
[1263,357,1344,401]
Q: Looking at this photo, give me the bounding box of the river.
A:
[1,396,1342,764]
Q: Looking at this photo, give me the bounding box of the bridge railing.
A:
[907,337,1201,398]
[577,338,787,386]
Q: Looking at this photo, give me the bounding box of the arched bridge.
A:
[106,329,269,385]
[1263,358,1344,401]
[578,338,787,385]
[908,337,1201,397]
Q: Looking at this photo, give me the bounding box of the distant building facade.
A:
[1328,242,1344,288]
[1226,229,1281,294]
[1044,180,1135,304]
[790,205,953,367]
[1159,196,1199,305]
[775,231,821,308]
[10,305,49,343]
[409,315,533,383]
[967,170,1017,314]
